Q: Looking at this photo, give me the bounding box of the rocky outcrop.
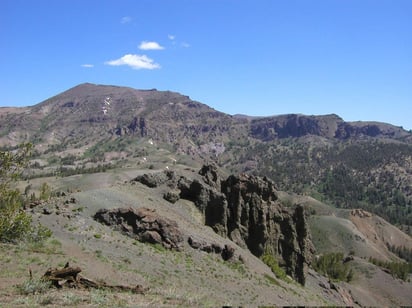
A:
[334,122,407,140]
[214,172,313,285]
[350,209,372,218]
[188,236,235,261]
[163,190,180,203]
[335,122,381,139]
[94,207,183,250]
[132,170,176,188]
[135,165,315,285]
[250,113,408,141]
[250,114,341,140]
[109,116,148,137]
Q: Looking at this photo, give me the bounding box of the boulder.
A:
[94,207,183,250]
[187,236,235,261]
[163,190,180,203]
[133,170,176,188]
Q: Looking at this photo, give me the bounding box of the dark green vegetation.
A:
[0,144,51,243]
[261,252,288,281]
[313,252,354,282]
[226,140,412,226]
[368,257,412,281]
[387,244,412,263]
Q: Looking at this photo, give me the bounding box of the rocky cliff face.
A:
[250,113,409,140]
[134,165,315,285]
[250,114,340,140]
[219,173,314,285]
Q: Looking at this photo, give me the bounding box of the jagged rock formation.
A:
[111,116,147,137]
[94,207,183,250]
[135,165,315,285]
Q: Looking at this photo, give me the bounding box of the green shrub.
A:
[262,253,287,280]
[264,273,280,286]
[387,244,412,263]
[313,252,353,282]
[369,257,411,281]
[39,182,51,200]
[16,278,51,295]
[0,144,52,244]
[0,190,32,243]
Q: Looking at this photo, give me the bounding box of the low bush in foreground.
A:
[16,278,51,295]
[0,144,52,244]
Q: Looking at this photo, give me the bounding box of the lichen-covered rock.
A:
[94,207,183,250]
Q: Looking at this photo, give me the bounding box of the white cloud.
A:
[168,34,175,40]
[81,64,94,68]
[105,54,160,70]
[121,16,132,24]
[138,41,164,50]
[181,42,190,48]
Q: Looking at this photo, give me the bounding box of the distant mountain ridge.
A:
[1,83,410,149]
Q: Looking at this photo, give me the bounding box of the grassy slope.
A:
[2,167,412,306]
[1,168,349,307]
[280,191,412,306]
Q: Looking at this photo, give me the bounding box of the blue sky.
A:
[1,0,411,129]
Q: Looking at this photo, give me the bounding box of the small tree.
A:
[313,252,354,282]
[39,182,51,200]
[0,144,51,243]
